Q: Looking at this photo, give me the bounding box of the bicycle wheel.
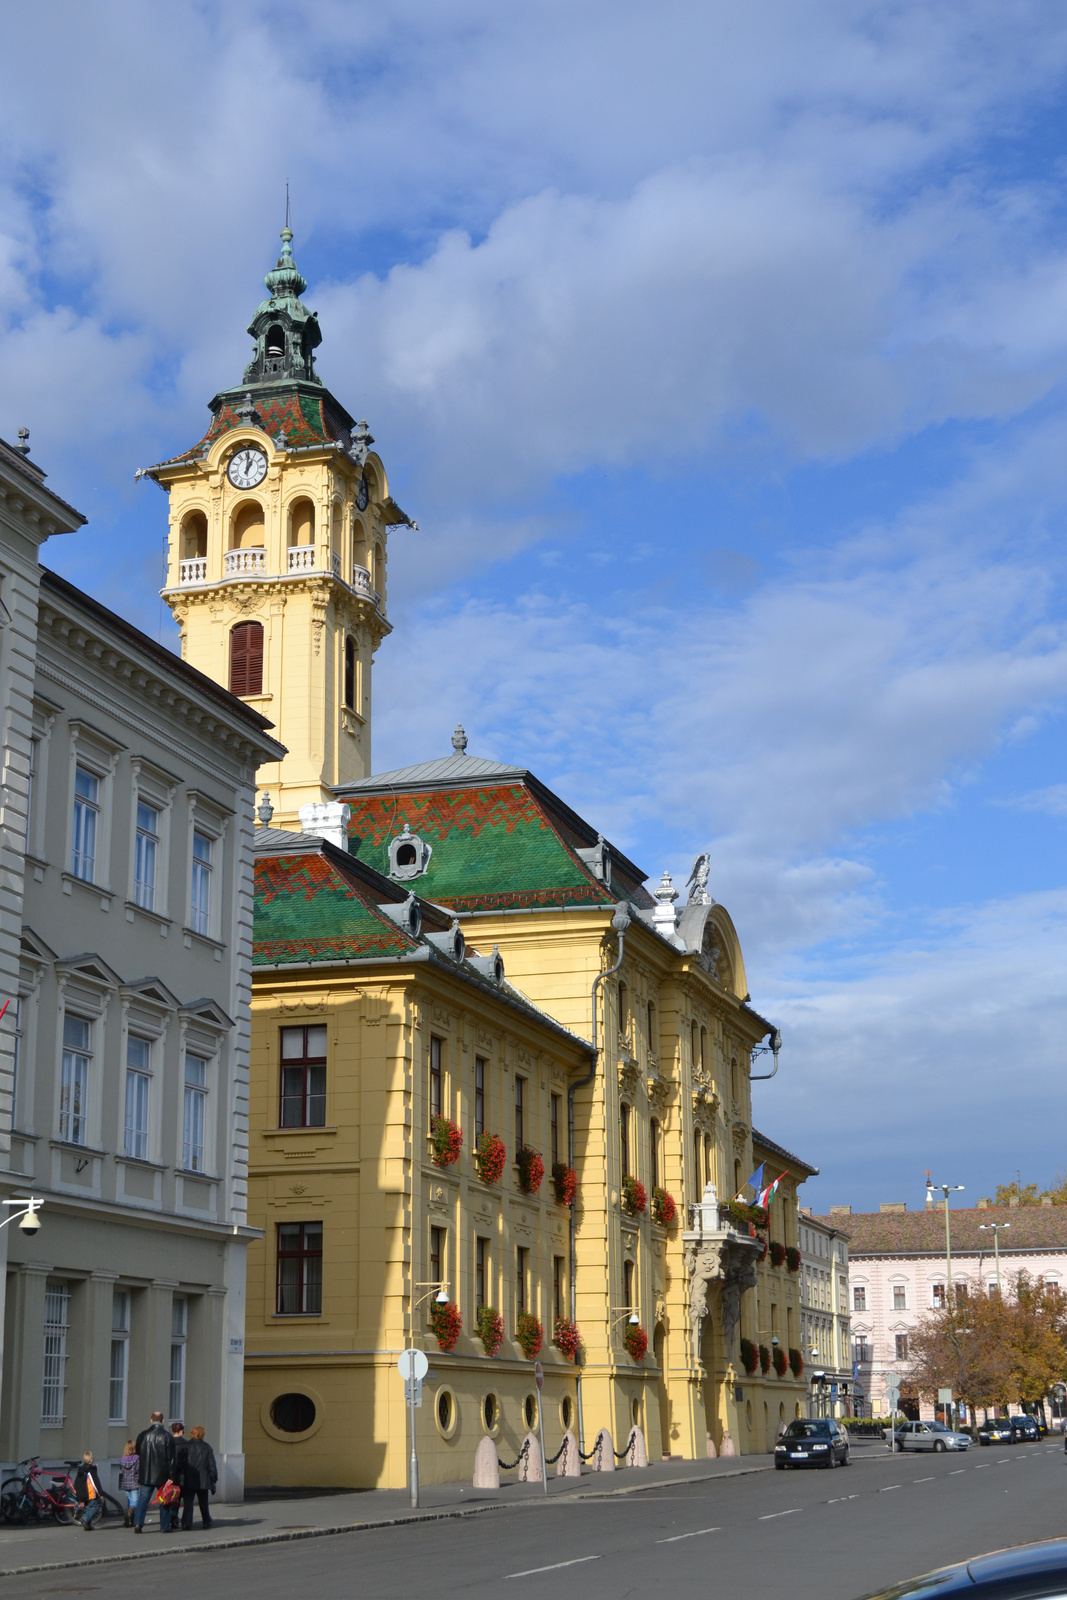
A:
[0,1485,24,1524]
[53,1491,79,1526]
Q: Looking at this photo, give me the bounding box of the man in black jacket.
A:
[133,1411,176,1533]
[171,1423,191,1532]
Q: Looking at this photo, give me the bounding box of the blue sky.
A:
[5,1,1067,1212]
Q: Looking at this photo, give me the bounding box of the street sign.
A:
[938,1388,953,1403]
[398,1349,429,1382]
[534,1360,544,1392]
[404,1378,424,1408]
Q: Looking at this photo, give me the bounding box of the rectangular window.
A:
[620,1102,630,1178]
[430,1225,444,1289]
[516,1245,528,1313]
[853,1286,866,1312]
[124,1036,151,1159]
[853,1336,870,1364]
[624,1259,635,1309]
[26,738,38,852]
[514,1075,525,1150]
[11,998,20,1127]
[647,1000,655,1051]
[694,1133,702,1194]
[60,1014,90,1146]
[280,1024,327,1127]
[649,1119,660,1192]
[895,1333,909,1362]
[474,1057,485,1141]
[41,1282,69,1426]
[71,766,99,882]
[134,801,159,910]
[169,1297,186,1421]
[932,1283,946,1309]
[550,1093,559,1167]
[190,831,212,935]
[110,1290,130,1423]
[554,1255,565,1323]
[429,1036,442,1125]
[182,1053,208,1172]
[892,1285,907,1311]
[344,636,356,710]
[476,1236,488,1309]
[276,1222,323,1315]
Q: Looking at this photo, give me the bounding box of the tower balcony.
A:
[172,548,382,607]
[224,547,267,577]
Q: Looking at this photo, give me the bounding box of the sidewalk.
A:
[0,1452,779,1576]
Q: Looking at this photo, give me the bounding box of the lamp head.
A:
[18,1209,41,1236]
[434,1289,449,1305]
[628,1311,640,1325]
[771,1335,780,1346]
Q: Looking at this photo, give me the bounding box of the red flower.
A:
[772,1347,788,1377]
[785,1246,801,1273]
[739,1337,759,1374]
[788,1346,805,1378]
[651,1186,677,1226]
[517,1145,545,1195]
[430,1115,463,1168]
[429,1300,462,1352]
[769,1240,786,1268]
[759,1343,771,1374]
[474,1132,507,1186]
[621,1175,647,1217]
[516,1312,544,1359]
[477,1306,504,1357]
[624,1322,648,1361]
[552,1162,578,1205]
[553,1318,581,1360]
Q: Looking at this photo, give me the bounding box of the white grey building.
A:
[0,435,283,1497]
[798,1208,851,1417]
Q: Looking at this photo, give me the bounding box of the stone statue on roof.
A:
[686,852,711,905]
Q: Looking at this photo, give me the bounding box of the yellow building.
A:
[150,229,818,1485]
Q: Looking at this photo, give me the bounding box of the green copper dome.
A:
[263,226,308,299]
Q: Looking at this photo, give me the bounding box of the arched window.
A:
[288,498,315,547]
[344,637,356,710]
[230,621,263,696]
[181,511,207,559]
[232,501,265,550]
[620,1102,631,1177]
[373,541,384,591]
[649,1118,660,1191]
[623,1259,635,1310]
[617,982,628,1038]
[694,1133,702,1194]
[266,325,285,357]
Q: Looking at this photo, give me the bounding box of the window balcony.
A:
[352,564,382,606]
[225,548,266,576]
[178,558,208,584]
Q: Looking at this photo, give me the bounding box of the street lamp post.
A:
[978,1222,1010,1294]
[407,1281,449,1509]
[926,1177,964,1298]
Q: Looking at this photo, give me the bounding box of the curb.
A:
[0,1461,774,1578]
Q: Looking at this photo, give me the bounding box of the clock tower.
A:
[145,227,415,827]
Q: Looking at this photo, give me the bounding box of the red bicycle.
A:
[0,1458,80,1524]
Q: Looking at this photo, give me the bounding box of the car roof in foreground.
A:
[859,1538,1067,1600]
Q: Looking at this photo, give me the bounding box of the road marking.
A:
[881,1485,901,1492]
[914,1477,934,1483]
[975,1465,989,1469]
[506,1557,601,1579]
[950,1470,965,1476]
[656,1527,721,1544]
[758,1509,801,1520]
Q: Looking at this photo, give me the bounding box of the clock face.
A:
[228,447,268,489]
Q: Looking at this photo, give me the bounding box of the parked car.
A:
[774,1418,851,1468]
[1010,1414,1040,1441]
[977,1418,1014,1445]
[892,1420,971,1452]
[859,1536,1067,1598]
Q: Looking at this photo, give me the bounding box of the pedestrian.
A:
[133,1410,176,1533]
[73,1451,104,1533]
[171,1422,191,1532]
[118,1439,140,1527]
[183,1426,218,1529]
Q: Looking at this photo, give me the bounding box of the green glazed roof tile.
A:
[254,851,417,965]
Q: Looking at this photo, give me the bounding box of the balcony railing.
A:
[224,548,266,576]
[352,565,382,606]
[178,557,207,584]
[287,544,316,572]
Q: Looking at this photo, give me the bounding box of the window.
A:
[182,1053,208,1172]
[550,1093,560,1167]
[280,1025,327,1128]
[474,1056,485,1140]
[704,1135,713,1193]
[617,982,628,1037]
[730,1056,739,1100]
[190,831,213,936]
[429,1226,446,1297]
[429,1037,442,1125]
[690,1020,698,1067]
[10,998,21,1126]
[853,1286,866,1311]
[624,1259,635,1309]
[516,1245,528,1313]
[344,637,356,710]
[554,1255,566,1322]
[646,1000,655,1053]
[932,1283,946,1309]
[694,1133,703,1193]
[515,1075,525,1150]
[25,737,38,852]
[853,1336,870,1364]
[134,801,159,910]
[110,1291,130,1423]
[620,1102,631,1177]
[229,621,263,696]
[71,766,99,881]
[124,1036,151,1159]
[170,1297,186,1420]
[476,1236,489,1309]
[895,1334,909,1362]
[41,1283,69,1426]
[649,1118,660,1192]
[277,1222,323,1314]
[893,1285,907,1311]
[700,1027,708,1074]
[60,1015,90,1146]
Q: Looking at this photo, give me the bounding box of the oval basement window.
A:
[524,1394,537,1431]
[437,1390,454,1432]
[270,1393,316,1433]
[483,1393,498,1431]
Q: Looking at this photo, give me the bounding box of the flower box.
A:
[517,1145,545,1195]
[651,1186,677,1226]
[477,1305,504,1358]
[621,1175,647,1217]
[429,1115,462,1168]
[551,1162,578,1206]
[430,1300,462,1352]
[474,1132,507,1186]
[516,1311,544,1359]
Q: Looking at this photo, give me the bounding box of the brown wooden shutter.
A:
[230,622,263,696]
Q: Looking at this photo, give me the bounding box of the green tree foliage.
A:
[993,1174,1067,1206]
[907,1274,1067,1415]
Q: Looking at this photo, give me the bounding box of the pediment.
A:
[56,953,123,989]
[122,978,180,1011]
[20,927,57,964]
[179,997,234,1030]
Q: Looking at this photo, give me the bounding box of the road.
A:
[5,1442,1066,1600]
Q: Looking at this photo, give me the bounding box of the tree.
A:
[907,1274,1067,1417]
[993,1174,1067,1206]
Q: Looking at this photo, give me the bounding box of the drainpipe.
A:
[569,900,631,1454]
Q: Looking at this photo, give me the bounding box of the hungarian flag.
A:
[757,1171,788,1208]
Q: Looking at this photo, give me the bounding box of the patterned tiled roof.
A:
[752,1127,819,1178]
[254,849,420,966]
[812,1206,1067,1256]
[156,385,348,469]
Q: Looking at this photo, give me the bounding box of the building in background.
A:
[0,435,283,1496]
[818,1202,1067,1421]
[798,1208,851,1417]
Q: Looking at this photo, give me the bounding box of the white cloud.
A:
[999,784,1067,817]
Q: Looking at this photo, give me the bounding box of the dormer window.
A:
[388,823,432,880]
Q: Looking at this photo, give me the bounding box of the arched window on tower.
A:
[230,621,263,697]
[266,325,285,356]
[288,498,315,549]
[180,511,207,559]
[344,637,357,710]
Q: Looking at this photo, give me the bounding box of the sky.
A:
[3,0,1067,1212]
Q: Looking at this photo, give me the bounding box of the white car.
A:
[891,1420,971,1452]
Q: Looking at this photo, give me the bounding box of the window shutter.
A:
[230,622,263,696]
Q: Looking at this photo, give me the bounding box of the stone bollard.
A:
[626,1425,648,1467]
[519,1430,543,1481]
[720,1430,736,1457]
[706,1433,718,1459]
[473,1435,500,1489]
[557,1429,581,1477]
[592,1426,615,1471]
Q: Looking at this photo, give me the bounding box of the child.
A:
[119,1439,140,1527]
[73,1451,104,1531]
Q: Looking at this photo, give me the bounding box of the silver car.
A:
[894,1420,971,1452]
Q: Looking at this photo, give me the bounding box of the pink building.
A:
[813,1203,1067,1421]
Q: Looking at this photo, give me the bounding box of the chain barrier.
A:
[577,1446,597,1460]
[543,1441,567,1466]
[496,1439,531,1472]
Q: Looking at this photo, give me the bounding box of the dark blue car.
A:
[861,1538,1067,1598]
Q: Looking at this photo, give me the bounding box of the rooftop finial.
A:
[452,724,468,754]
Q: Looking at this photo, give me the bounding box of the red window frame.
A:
[276,1222,322,1315]
[280,1025,327,1128]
